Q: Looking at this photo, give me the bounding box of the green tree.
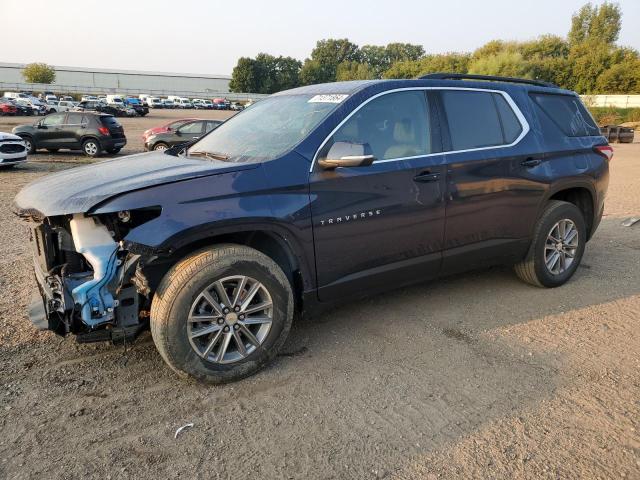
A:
[229,57,259,93]
[595,59,640,93]
[300,39,360,84]
[383,53,470,79]
[468,51,532,78]
[22,63,55,84]
[336,61,376,81]
[568,2,621,46]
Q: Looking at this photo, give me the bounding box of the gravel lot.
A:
[0,112,638,479]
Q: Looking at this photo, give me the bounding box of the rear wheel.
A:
[150,244,294,383]
[82,139,101,157]
[515,200,586,288]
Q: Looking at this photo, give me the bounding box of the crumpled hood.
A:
[14,151,257,218]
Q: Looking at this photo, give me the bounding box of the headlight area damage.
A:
[21,208,160,344]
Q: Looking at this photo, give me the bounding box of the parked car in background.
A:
[147,97,163,108]
[72,100,119,116]
[6,99,33,116]
[45,94,58,103]
[212,98,230,110]
[600,125,635,144]
[61,96,74,102]
[13,112,127,157]
[191,99,205,109]
[230,102,244,111]
[125,98,149,116]
[142,118,199,144]
[48,100,77,114]
[3,92,28,100]
[0,99,17,116]
[0,132,27,167]
[144,119,222,151]
[81,95,98,102]
[176,98,192,109]
[162,99,175,109]
[16,98,46,115]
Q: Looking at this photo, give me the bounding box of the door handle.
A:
[413,171,441,183]
[521,158,542,168]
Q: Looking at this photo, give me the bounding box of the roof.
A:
[275,78,573,98]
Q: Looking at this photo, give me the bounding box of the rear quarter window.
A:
[530,93,599,137]
[100,116,121,128]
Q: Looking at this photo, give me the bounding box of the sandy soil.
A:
[0,112,638,479]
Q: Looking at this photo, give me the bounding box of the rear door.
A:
[59,112,87,148]
[310,90,447,301]
[436,88,546,274]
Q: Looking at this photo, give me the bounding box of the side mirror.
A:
[36,122,45,129]
[175,130,182,136]
[318,141,376,170]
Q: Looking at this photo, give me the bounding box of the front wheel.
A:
[21,136,36,154]
[153,142,168,151]
[150,244,294,383]
[514,200,586,288]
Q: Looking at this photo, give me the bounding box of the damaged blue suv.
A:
[14,74,611,383]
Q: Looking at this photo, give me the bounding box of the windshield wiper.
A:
[189,150,229,161]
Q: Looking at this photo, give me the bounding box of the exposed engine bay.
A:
[26,209,159,343]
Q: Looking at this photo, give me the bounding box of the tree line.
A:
[230,2,640,95]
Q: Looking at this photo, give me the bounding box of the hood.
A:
[14,151,257,219]
[0,132,23,142]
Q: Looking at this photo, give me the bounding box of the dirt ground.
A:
[0,111,638,479]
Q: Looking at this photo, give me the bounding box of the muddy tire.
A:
[150,244,294,383]
[515,200,586,288]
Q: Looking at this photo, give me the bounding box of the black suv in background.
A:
[13,112,127,157]
[72,100,119,116]
[15,74,610,383]
[144,119,222,151]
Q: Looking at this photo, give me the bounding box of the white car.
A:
[81,95,98,102]
[0,132,27,167]
[46,100,77,114]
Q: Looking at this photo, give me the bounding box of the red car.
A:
[0,102,17,116]
[142,118,199,143]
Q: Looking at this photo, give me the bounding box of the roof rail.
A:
[419,73,558,88]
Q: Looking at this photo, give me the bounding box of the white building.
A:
[0,62,261,100]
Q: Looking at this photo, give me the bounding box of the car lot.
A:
[0,109,638,478]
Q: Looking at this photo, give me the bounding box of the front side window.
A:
[320,91,433,162]
[189,94,340,163]
[42,114,65,126]
[179,121,204,135]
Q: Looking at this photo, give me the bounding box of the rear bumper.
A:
[101,137,127,150]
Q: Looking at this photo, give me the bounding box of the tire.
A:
[82,138,101,157]
[150,244,294,383]
[153,142,169,151]
[106,147,121,154]
[46,148,59,153]
[20,136,36,154]
[514,200,586,288]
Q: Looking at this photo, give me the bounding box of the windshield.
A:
[187,94,341,162]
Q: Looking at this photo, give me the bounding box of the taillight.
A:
[98,126,110,136]
[594,145,614,161]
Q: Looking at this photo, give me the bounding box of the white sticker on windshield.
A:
[308,94,349,104]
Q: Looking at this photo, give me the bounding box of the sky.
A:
[2,0,639,76]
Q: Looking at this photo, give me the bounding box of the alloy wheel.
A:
[187,275,273,364]
[544,219,579,275]
[84,141,98,156]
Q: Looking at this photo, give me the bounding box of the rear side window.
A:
[66,113,86,124]
[530,93,599,137]
[441,91,504,150]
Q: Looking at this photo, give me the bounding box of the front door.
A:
[310,90,446,301]
[34,113,66,148]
